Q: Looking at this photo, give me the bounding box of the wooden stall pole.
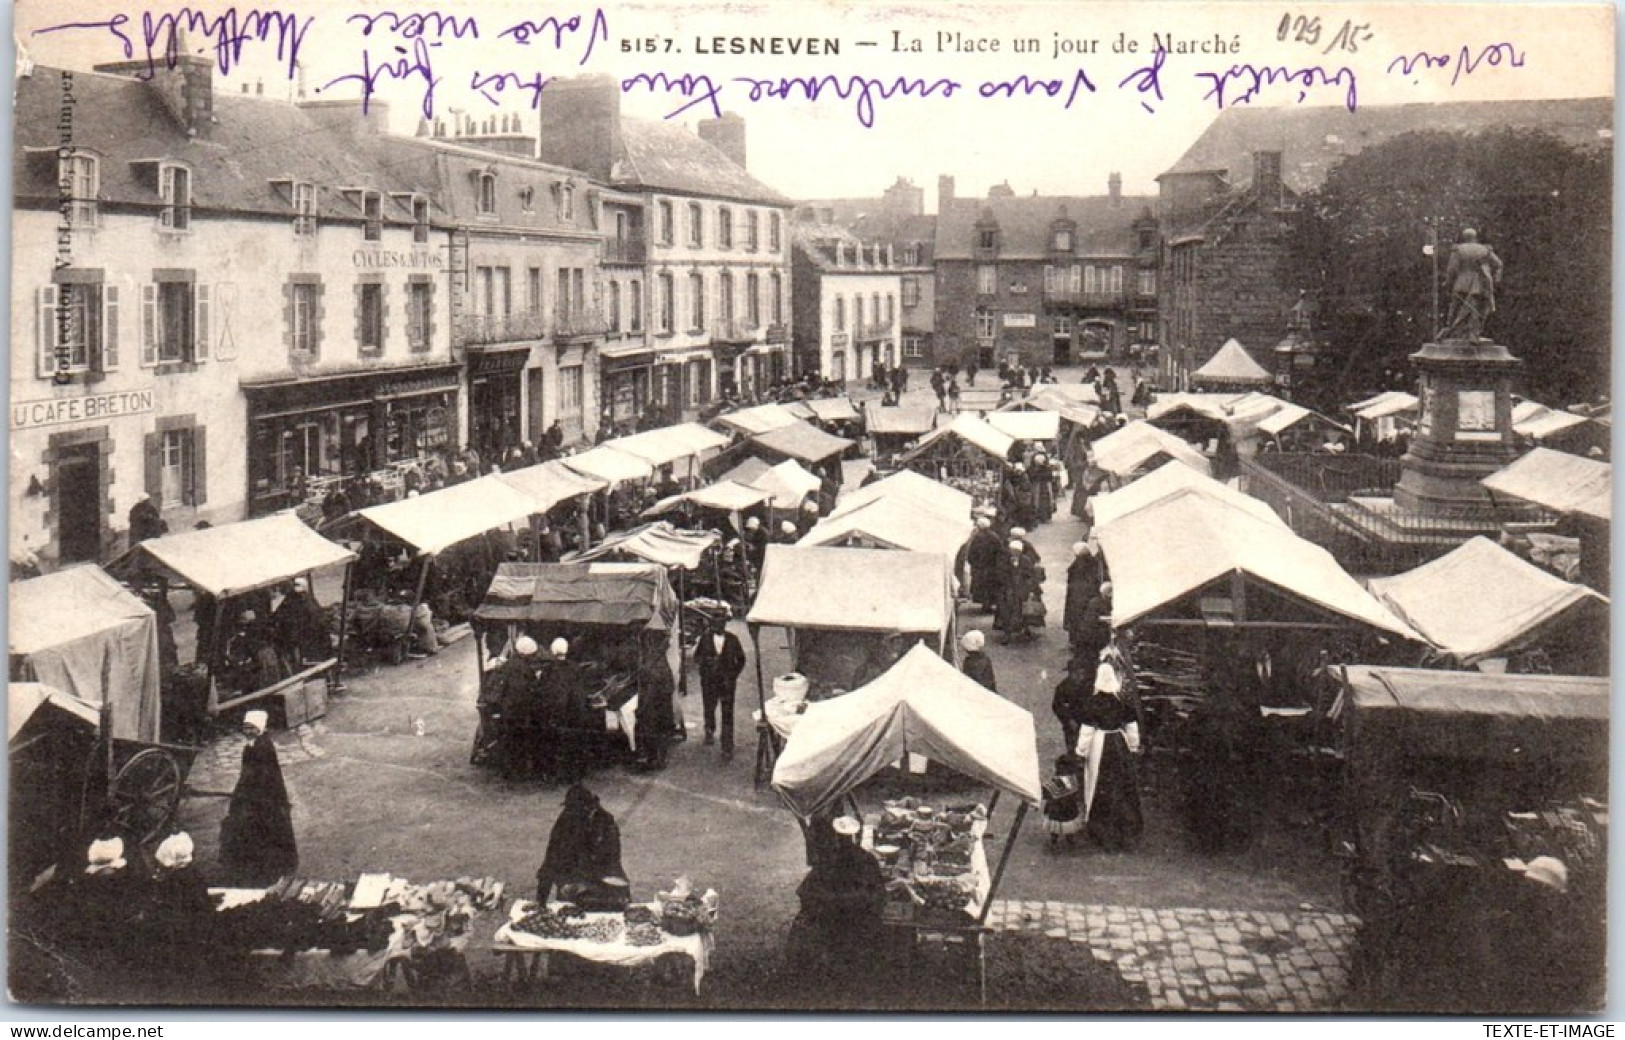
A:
[978,800,1028,928]
[676,568,690,699]
[405,554,433,658]
[749,623,767,714]
[207,596,229,717]
[332,564,353,694]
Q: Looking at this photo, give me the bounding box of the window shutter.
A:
[193,284,211,361]
[37,286,58,379]
[144,431,162,500]
[101,285,121,371]
[188,427,208,506]
[140,284,158,366]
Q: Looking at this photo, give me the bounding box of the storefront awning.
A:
[126,512,356,597]
[750,420,854,464]
[497,460,607,514]
[560,445,657,486]
[358,476,536,556]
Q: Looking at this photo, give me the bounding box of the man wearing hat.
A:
[693,613,747,754]
[220,711,298,885]
[960,630,997,692]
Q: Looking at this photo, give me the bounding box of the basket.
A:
[658,902,712,936]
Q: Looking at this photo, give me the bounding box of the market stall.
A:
[897,414,1015,504]
[985,409,1060,446]
[605,423,732,483]
[1336,665,1607,1012]
[798,495,972,567]
[496,460,609,556]
[715,456,824,515]
[10,682,103,892]
[831,469,975,524]
[748,420,854,471]
[471,562,680,777]
[1089,460,1286,532]
[1256,402,1352,453]
[1347,391,1419,446]
[770,643,1042,1004]
[116,513,356,723]
[1087,420,1211,486]
[1190,338,1273,392]
[712,402,802,438]
[864,405,938,461]
[1366,537,1608,674]
[567,521,737,650]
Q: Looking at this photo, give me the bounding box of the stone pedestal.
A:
[1393,338,1522,516]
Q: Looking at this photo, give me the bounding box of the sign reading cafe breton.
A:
[12,389,155,430]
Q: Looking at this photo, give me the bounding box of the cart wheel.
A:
[109,748,183,846]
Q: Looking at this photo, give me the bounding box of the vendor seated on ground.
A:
[535,784,629,912]
[795,814,885,956]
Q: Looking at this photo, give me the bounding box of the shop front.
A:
[245,364,461,517]
[468,347,530,463]
[602,349,653,430]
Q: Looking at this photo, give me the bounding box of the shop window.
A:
[357,283,386,353]
[62,154,99,227]
[159,163,191,231]
[411,196,430,244]
[36,280,119,378]
[141,277,209,365]
[658,274,674,333]
[559,365,584,419]
[406,280,433,352]
[293,181,317,236]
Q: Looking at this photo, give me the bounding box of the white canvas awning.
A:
[1512,401,1592,442]
[643,479,774,518]
[1094,494,1419,638]
[771,644,1042,819]
[1350,391,1420,421]
[751,420,854,464]
[9,682,101,743]
[806,397,862,423]
[606,423,731,467]
[358,476,536,555]
[986,410,1061,442]
[1192,338,1272,385]
[1368,537,1609,665]
[865,405,939,437]
[748,545,952,636]
[560,445,657,486]
[903,413,1015,463]
[713,403,802,436]
[497,460,607,515]
[1089,421,1210,479]
[749,459,824,510]
[799,495,972,560]
[833,469,974,523]
[1482,447,1611,522]
[127,512,356,597]
[1091,461,1286,531]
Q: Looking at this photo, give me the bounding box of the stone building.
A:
[790,217,903,382]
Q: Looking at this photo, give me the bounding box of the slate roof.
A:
[615,117,789,206]
[14,65,416,224]
[370,135,606,229]
[1162,98,1614,195]
[935,193,1155,261]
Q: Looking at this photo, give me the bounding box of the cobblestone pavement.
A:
[984,899,1357,1012]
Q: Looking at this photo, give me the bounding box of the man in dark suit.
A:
[693,614,747,754]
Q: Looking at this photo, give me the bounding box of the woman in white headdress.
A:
[1073,661,1143,852]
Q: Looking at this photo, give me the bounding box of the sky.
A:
[11,0,1616,207]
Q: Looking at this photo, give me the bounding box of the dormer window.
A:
[477,172,497,216]
[61,153,99,227]
[411,196,430,244]
[1052,229,1073,251]
[977,229,997,251]
[159,163,191,231]
[362,191,382,241]
[293,182,317,236]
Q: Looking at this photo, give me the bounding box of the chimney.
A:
[697,113,748,169]
[938,175,955,212]
[96,51,215,138]
[1108,172,1122,206]
[1253,150,1283,203]
[536,75,623,180]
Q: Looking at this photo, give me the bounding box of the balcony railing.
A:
[711,318,757,344]
[602,234,647,264]
[854,321,893,343]
[455,310,549,347]
[554,308,607,341]
[1043,289,1128,307]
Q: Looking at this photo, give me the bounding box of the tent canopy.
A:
[474,561,679,630]
[1368,537,1609,664]
[1094,494,1418,638]
[771,644,1042,818]
[358,476,535,556]
[1349,391,1420,421]
[1342,665,1608,764]
[9,566,161,743]
[1511,401,1591,442]
[833,469,974,523]
[1025,383,1099,405]
[1482,447,1611,522]
[714,403,802,436]
[566,522,720,571]
[560,445,657,486]
[865,405,938,436]
[9,682,101,744]
[1090,421,1210,479]
[498,460,607,514]
[1091,461,1285,532]
[750,420,854,464]
[903,413,1015,463]
[748,545,952,636]
[1192,339,1272,385]
[747,458,823,509]
[643,479,774,518]
[799,496,972,560]
[605,423,731,468]
[806,397,861,424]
[1020,390,1101,428]
[125,512,355,597]
[986,410,1060,442]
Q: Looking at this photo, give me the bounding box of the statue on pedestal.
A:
[1440,228,1504,342]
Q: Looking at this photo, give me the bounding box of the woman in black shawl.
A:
[634,632,678,772]
[1074,662,1143,852]
[535,784,628,910]
[220,711,298,886]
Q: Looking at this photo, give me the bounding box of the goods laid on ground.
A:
[871,798,990,916]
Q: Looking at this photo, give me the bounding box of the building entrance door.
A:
[1052,334,1073,365]
[56,444,101,562]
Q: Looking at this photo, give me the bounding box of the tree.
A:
[1293,129,1611,407]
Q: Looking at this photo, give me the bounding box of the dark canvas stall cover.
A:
[475,562,679,631]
